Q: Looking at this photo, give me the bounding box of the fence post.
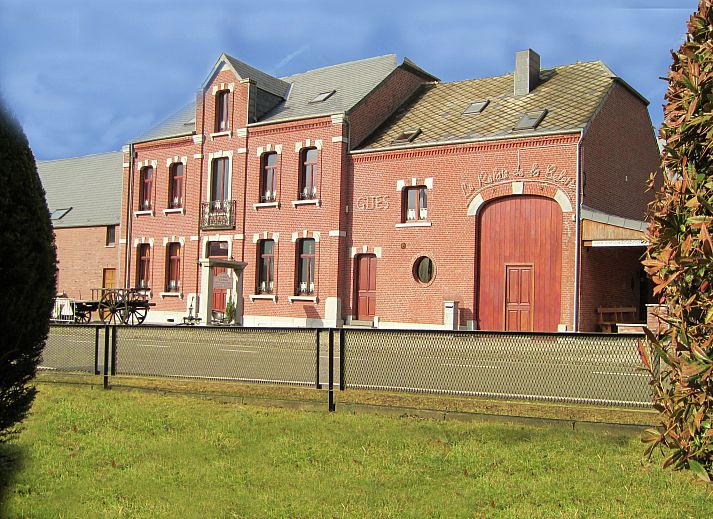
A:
[339,329,345,391]
[103,325,110,389]
[328,329,335,412]
[94,326,100,375]
[111,325,117,376]
[315,329,321,389]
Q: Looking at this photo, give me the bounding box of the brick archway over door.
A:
[477,195,562,332]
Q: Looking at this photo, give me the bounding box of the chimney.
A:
[514,49,540,97]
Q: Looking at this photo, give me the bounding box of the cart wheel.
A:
[122,291,148,325]
[74,310,91,323]
[99,291,124,325]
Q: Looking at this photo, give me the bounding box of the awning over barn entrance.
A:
[581,206,649,247]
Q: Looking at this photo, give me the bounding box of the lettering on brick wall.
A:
[355,195,390,211]
[461,162,576,200]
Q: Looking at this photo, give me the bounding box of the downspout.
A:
[195,91,206,296]
[124,142,135,289]
[573,131,583,331]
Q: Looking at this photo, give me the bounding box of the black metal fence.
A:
[41,324,652,410]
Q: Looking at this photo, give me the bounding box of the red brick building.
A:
[49,50,660,331]
[38,152,123,299]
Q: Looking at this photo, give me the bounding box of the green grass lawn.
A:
[1,383,711,518]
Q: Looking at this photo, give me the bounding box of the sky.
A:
[0,0,699,161]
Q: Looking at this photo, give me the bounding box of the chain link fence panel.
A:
[43,325,104,374]
[113,325,317,385]
[343,330,651,407]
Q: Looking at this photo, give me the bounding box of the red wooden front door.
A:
[356,255,377,320]
[505,264,533,331]
[212,266,227,313]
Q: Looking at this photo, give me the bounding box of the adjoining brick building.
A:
[38,151,123,299]
[50,49,660,331]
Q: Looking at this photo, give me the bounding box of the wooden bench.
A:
[597,306,638,333]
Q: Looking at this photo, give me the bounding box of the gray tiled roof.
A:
[259,54,399,123]
[38,151,123,228]
[133,54,401,143]
[134,101,196,143]
[358,61,633,150]
[224,54,290,98]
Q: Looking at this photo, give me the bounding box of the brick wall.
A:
[55,226,120,299]
[348,134,580,330]
[581,82,660,220]
[348,67,428,148]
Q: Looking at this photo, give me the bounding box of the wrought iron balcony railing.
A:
[200,199,237,230]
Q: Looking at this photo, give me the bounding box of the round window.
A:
[414,257,434,284]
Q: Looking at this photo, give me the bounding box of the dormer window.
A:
[514,109,548,131]
[463,100,489,114]
[392,129,421,145]
[50,208,72,220]
[309,90,335,103]
[215,90,231,132]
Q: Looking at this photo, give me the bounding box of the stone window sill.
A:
[395,221,432,228]
[253,201,279,210]
[134,210,154,217]
[249,294,277,302]
[160,292,183,299]
[291,199,321,208]
[163,208,185,215]
[288,295,318,303]
[210,130,232,140]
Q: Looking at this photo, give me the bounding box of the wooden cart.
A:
[53,288,154,325]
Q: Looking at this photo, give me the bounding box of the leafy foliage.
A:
[0,103,57,441]
[641,0,713,481]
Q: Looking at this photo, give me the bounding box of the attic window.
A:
[309,90,335,103]
[50,208,72,220]
[463,100,489,115]
[514,109,548,131]
[392,129,421,144]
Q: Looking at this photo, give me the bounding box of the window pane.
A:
[262,240,274,255]
[305,148,317,163]
[415,257,433,283]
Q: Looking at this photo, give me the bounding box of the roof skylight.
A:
[463,99,489,115]
[50,208,72,220]
[514,109,548,131]
[392,128,422,144]
[309,90,336,103]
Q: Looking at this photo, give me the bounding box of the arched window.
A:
[402,186,427,222]
[257,240,275,294]
[215,90,230,132]
[299,148,318,200]
[165,243,181,292]
[296,238,315,295]
[136,244,151,289]
[169,163,184,209]
[260,152,278,202]
[139,166,153,210]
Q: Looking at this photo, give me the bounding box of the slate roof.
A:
[259,54,400,123]
[358,61,640,150]
[37,151,123,228]
[132,54,404,143]
[135,101,196,142]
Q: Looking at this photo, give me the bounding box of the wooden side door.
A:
[505,264,534,331]
[102,268,116,289]
[356,254,377,320]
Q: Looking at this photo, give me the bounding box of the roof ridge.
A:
[38,150,122,164]
[278,54,397,80]
[438,60,608,87]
